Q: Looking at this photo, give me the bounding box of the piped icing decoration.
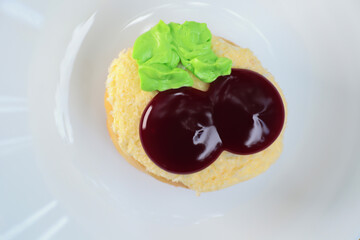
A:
[133,20,232,91]
[140,69,285,174]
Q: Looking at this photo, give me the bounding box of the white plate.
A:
[1,0,360,239]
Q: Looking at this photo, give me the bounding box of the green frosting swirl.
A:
[133,20,232,91]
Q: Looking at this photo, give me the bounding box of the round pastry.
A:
[105,21,286,193]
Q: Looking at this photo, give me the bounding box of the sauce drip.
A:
[140,68,285,174]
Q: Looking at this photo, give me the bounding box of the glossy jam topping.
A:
[208,69,285,154]
[140,68,285,174]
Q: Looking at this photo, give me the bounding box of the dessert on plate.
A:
[105,20,286,193]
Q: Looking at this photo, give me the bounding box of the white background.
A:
[1,0,360,239]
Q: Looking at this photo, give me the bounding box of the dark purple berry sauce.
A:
[140,68,285,174]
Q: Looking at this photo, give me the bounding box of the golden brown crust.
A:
[218,36,237,47]
[104,37,273,190]
[105,91,188,188]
